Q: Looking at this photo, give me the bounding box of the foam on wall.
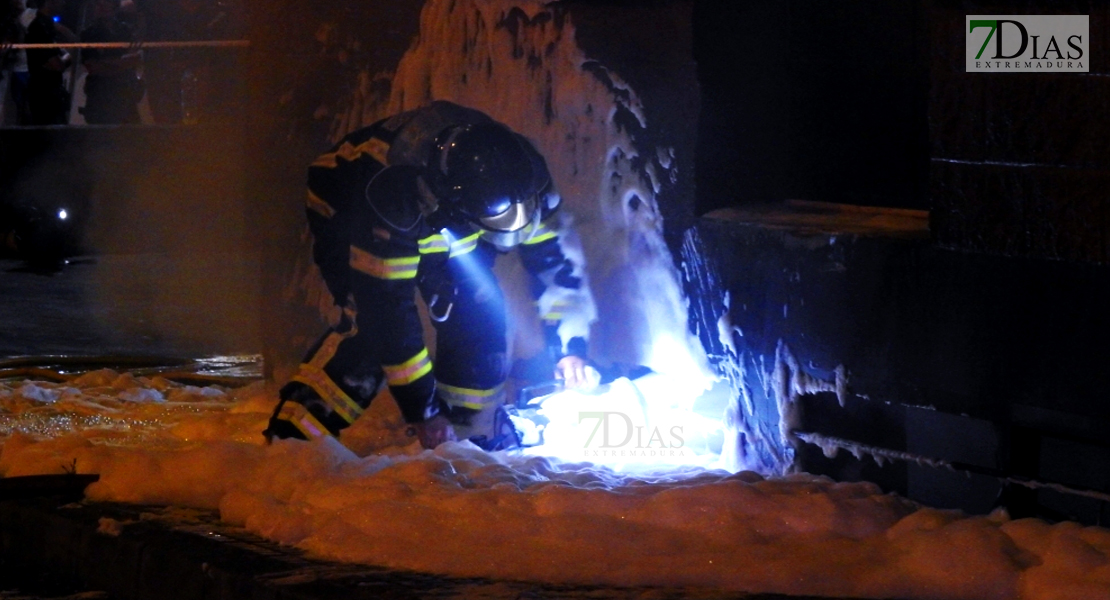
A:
[304,0,711,385]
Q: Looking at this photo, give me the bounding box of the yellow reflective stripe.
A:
[311,137,391,169]
[525,230,558,245]
[418,234,449,254]
[438,383,504,410]
[306,190,336,218]
[292,364,363,424]
[540,298,569,322]
[308,328,357,370]
[523,221,558,245]
[449,232,481,258]
[277,402,331,440]
[382,348,433,386]
[349,246,420,280]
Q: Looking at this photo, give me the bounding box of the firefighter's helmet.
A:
[430,122,547,243]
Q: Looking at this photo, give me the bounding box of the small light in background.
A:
[57,209,68,221]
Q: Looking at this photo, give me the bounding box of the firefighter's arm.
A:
[518,214,599,389]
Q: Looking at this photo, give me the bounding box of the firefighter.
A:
[265,101,596,451]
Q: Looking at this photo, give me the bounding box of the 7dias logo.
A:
[578,411,687,458]
[967,15,1088,72]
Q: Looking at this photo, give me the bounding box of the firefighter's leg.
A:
[425,244,519,450]
[265,307,385,442]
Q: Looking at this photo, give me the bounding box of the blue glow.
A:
[438,227,499,296]
[52,15,60,22]
[518,374,725,471]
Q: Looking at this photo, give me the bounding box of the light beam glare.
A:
[522,372,726,472]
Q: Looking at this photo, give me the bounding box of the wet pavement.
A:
[0,257,895,600]
[0,496,889,600]
[0,255,261,360]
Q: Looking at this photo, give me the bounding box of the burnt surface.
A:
[681,0,1110,523]
[929,1,1110,263]
[697,211,1110,523]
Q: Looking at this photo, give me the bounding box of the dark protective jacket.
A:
[80,17,143,125]
[269,101,591,441]
[25,12,68,125]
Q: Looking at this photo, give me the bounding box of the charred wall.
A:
[930,1,1110,263]
[691,0,1110,522]
[560,0,700,250]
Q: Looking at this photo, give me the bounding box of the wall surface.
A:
[690,0,1110,522]
[694,0,931,213]
[245,0,426,378]
[929,1,1110,264]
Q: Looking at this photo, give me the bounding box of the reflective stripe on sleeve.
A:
[291,364,364,424]
[539,298,570,323]
[306,190,337,218]
[448,232,481,258]
[418,233,449,254]
[275,401,332,440]
[349,246,420,280]
[437,382,505,411]
[523,220,558,245]
[383,348,433,387]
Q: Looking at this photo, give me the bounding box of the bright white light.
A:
[57,209,68,221]
[521,373,725,471]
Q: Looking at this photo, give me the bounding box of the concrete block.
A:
[1023,167,1108,263]
[983,75,1110,169]
[928,71,986,162]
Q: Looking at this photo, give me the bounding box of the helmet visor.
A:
[477,194,538,233]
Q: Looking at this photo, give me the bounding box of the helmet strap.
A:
[415,175,440,216]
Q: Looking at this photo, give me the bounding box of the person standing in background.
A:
[80,0,142,124]
[25,0,71,125]
[1,0,34,124]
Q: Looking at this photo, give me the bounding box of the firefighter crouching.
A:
[264,101,597,451]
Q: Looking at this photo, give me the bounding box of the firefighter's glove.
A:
[555,355,601,391]
[410,413,458,450]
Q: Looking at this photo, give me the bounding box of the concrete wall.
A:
[690,0,1110,522]
[244,0,425,379]
[930,1,1110,264]
[693,1,931,213]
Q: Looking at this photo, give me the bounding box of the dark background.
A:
[694,1,931,213]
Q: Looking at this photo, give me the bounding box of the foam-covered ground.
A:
[1,371,1108,600]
